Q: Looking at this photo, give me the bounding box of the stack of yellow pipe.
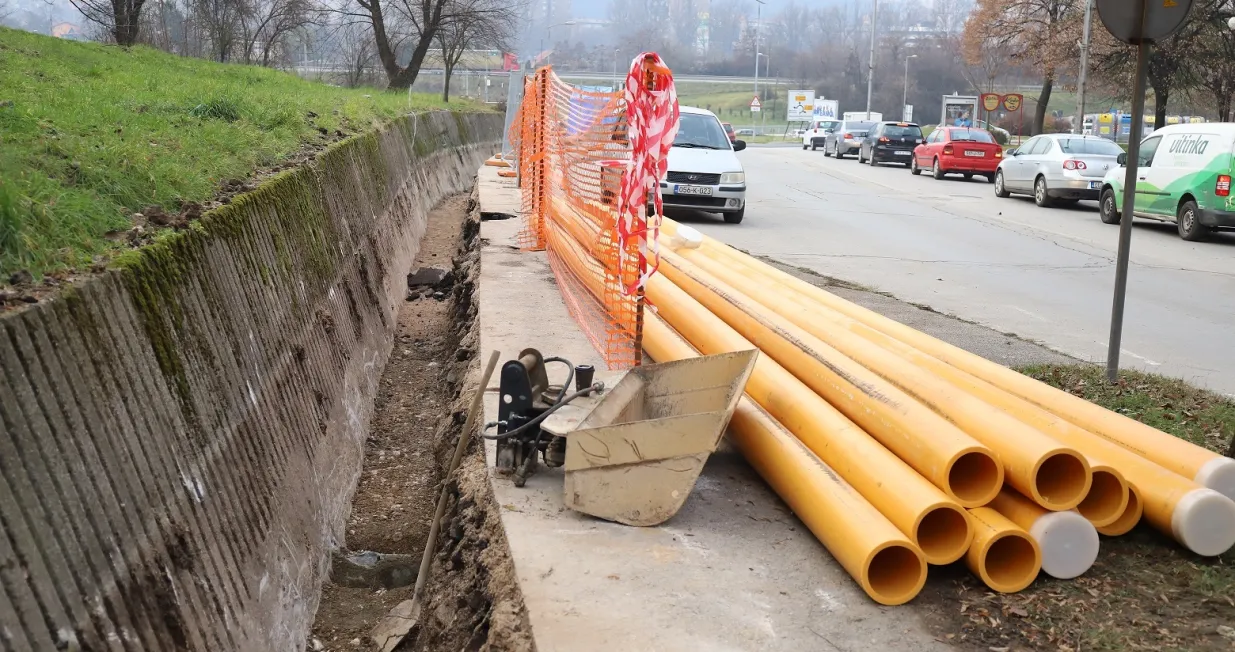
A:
[639,218,1235,605]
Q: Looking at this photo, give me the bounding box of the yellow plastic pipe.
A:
[989,488,1099,579]
[1097,485,1143,536]
[657,248,1090,511]
[965,507,1042,594]
[643,316,927,605]
[668,246,1130,526]
[646,274,973,564]
[662,219,1235,502]
[662,231,1235,556]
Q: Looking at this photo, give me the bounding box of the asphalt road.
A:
[670,145,1235,394]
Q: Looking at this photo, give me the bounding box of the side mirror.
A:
[1117,152,1128,166]
[733,140,747,152]
[1008,149,1020,157]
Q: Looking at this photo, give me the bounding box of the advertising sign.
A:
[981,93,1002,112]
[941,95,979,127]
[788,90,815,121]
[813,99,840,120]
[1002,94,1024,113]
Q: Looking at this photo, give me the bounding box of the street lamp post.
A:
[1073,0,1094,134]
[902,54,917,122]
[866,0,880,119]
[753,0,766,102]
[612,48,621,90]
[545,21,576,65]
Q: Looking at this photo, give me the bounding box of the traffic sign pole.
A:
[1096,0,1195,382]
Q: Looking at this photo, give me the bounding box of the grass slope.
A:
[0,27,470,279]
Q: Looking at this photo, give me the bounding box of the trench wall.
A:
[0,111,502,651]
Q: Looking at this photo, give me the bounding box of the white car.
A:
[802,118,841,150]
[659,106,748,224]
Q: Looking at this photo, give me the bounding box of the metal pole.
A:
[902,54,915,121]
[613,48,620,90]
[866,0,879,119]
[1073,0,1094,134]
[1106,38,1150,382]
[754,0,764,101]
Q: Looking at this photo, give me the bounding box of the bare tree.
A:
[958,31,1012,94]
[436,0,516,101]
[241,0,314,65]
[964,0,1080,134]
[69,0,149,44]
[332,0,452,89]
[1195,12,1235,120]
[332,21,379,86]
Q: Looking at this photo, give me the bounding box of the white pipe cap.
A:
[1029,511,1099,579]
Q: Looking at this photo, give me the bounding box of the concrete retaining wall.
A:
[0,111,502,651]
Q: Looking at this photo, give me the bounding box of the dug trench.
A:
[309,191,533,652]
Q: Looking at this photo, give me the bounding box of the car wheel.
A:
[994,170,1010,198]
[869,151,879,166]
[1034,176,1053,207]
[724,208,745,225]
[835,144,844,160]
[986,174,995,184]
[910,157,922,175]
[963,173,973,180]
[803,143,809,150]
[858,149,866,163]
[932,158,944,180]
[1099,188,1121,224]
[1177,200,1208,241]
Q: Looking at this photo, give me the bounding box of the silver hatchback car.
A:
[994,134,1125,207]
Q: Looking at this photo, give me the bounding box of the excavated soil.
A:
[309,190,533,652]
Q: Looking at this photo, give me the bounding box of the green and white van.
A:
[1099,123,1235,241]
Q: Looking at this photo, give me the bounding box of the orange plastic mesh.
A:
[510,66,648,370]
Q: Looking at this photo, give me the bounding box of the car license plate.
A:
[675,185,713,196]
[1088,181,1101,190]
[964,150,984,157]
[894,150,911,156]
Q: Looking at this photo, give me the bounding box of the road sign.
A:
[1097,0,1194,43]
[903,105,914,122]
[750,96,762,112]
[981,93,1001,112]
[787,90,814,121]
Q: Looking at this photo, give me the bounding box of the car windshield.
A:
[847,122,876,132]
[884,124,922,138]
[674,113,731,150]
[817,121,839,130]
[1057,138,1124,155]
[949,129,995,143]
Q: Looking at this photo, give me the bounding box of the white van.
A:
[802,117,841,150]
[1099,123,1235,240]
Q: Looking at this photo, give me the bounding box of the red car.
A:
[911,127,1003,182]
[722,122,736,143]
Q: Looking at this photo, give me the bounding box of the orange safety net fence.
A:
[509,57,677,370]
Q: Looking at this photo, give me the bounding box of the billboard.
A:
[788,90,815,121]
[813,99,839,120]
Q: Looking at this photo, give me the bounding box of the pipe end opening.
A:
[1195,457,1235,503]
[1030,511,1099,579]
[948,451,1002,506]
[1172,489,1235,557]
[1076,470,1128,528]
[1097,486,1143,537]
[866,545,926,606]
[916,506,973,565]
[1034,452,1090,510]
[983,533,1040,593]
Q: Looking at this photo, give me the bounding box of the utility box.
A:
[941,95,980,128]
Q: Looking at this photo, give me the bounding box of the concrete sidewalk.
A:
[473,166,1069,651]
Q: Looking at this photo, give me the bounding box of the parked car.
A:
[994,134,1124,207]
[659,106,748,224]
[802,118,841,150]
[911,127,1003,181]
[722,122,737,143]
[858,121,923,166]
[736,128,756,136]
[823,120,876,159]
[1099,123,1235,240]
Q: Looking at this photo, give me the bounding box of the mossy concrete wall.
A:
[0,111,501,651]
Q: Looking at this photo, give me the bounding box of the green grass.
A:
[0,27,474,280]
[1017,364,1235,454]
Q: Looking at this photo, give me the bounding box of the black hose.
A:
[543,356,574,404]
[480,382,604,440]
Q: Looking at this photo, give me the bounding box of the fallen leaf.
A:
[1008,606,1029,618]
[960,602,969,614]
[1086,588,1100,598]
[1218,625,1235,640]
[988,616,999,627]
[606,574,620,580]
[988,647,1009,652]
